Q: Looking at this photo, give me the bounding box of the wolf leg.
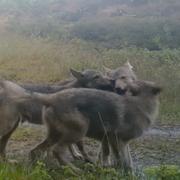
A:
[98,137,111,166]
[69,144,83,160]
[0,120,19,159]
[53,143,81,173]
[30,137,55,162]
[76,140,92,163]
[109,135,133,172]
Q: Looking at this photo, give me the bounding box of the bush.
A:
[144,165,180,180]
[71,17,180,50]
[0,161,52,180]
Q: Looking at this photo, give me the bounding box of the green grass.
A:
[0,161,51,180]
[0,162,133,180]
[0,33,179,124]
[144,165,180,180]
[0,161,179,180]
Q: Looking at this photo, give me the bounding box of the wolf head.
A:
[127,80,162,123]
[127,80,162,97]
[70,69,114,91]
[104,61,137,95]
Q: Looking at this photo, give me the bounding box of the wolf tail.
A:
[11,91,54,106]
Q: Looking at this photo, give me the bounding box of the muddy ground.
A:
[7,123,180,169]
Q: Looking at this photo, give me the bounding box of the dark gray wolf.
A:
[21,68,114,94]
[21,80,161,172]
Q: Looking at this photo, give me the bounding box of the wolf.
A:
[100,61,137,165]
[21,68,114,94]
[0,62,136,163]
[19,80,161,172]
[104,61,137,94]
[0,69,113,161]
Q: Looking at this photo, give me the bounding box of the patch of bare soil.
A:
[6,123,180,169]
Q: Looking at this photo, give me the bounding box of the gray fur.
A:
[0,64,137,164]
[22,69,113,94]
[101,61,137,165]
[104,62,137,94]
[26,80,161,172]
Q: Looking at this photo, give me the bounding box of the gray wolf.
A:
[22,80,161,172]
[104,61,137,94]
[100,61,137,165]
[0,69,113,161]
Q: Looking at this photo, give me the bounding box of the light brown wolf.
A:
[104,61,137,94]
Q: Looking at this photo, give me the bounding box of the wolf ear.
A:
[103,66,113,76]
[152,86,162,95]
[70,68,84,80]
[124,61,133,70]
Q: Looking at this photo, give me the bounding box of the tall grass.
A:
[0,33,179,124]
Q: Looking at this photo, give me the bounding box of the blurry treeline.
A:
[0,0,180,50]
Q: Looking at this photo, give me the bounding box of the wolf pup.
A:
[21,80,161,172]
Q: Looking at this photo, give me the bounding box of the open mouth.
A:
[115,88,127,95]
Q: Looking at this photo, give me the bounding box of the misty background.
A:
[1,0,180,49]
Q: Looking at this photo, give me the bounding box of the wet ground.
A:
[7,123,180,169]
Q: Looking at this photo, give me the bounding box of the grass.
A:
[144,165,180,180]
[0,161,179,180]
[0,161,51,180]
[11,125,44,141]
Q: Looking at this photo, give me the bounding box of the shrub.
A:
[144,165,180,180]
[71,17,180,50]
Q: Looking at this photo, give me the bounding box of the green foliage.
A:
[0,0,180,50]
[29,161,52,180]
[0,162,179,180]
[72,17,180,50]
[78,163,132,179]
[0,162,134,180]
[144,165,180,180]
[0,161,52,180]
